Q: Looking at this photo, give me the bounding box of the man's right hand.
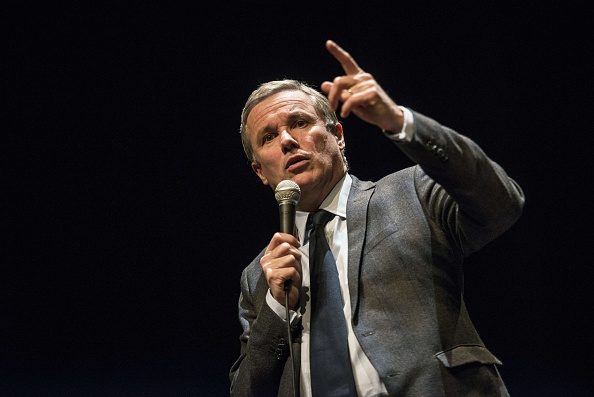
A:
[260,232,302,310]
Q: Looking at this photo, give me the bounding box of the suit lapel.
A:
[346,175,375,322]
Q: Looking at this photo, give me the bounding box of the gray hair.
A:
[240,79,347,168]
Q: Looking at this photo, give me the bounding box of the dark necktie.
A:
[308,210,357,396]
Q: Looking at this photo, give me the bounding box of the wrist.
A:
[382,105,404,133]
[381,106,414,142]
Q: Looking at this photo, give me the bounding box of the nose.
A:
[279,129,298,154]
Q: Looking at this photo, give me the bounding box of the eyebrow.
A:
[255,110,318,138]
[287,110,316,123]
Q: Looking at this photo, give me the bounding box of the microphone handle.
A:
[278,201,296,292]
[278,201,296,235]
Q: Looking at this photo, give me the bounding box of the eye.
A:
[294,119,309,128]
[263,133,275,144]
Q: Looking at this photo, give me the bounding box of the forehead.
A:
[247,90,318,130]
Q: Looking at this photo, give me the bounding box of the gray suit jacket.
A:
[230,111,525,396]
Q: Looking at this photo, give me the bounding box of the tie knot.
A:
[312,209,335,227]
[304,210,335,245]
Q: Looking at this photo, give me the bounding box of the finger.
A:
[339,90,355,118]
[326,40,363,75]
[340,80,377,118]
[340,90,362,118]
[261,254,300,276]
[267,267,302,307]
[265,233,300,254]
[321,80,342,111]
[320,81,333,95]
[267,266,301,287]
[261,243,302,268]
[325,75,358,111]
[327,77,343,111]
[263,255,302,294]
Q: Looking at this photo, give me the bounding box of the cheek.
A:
[258,148,280,166]
[309,133,328,151]
[312,135,338,163]
[260,152,286,179]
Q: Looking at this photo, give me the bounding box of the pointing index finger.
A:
[326,40,363,75]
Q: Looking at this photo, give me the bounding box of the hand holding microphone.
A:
[260,180,303,309]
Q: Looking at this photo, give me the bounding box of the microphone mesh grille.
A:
[274,180,301,204]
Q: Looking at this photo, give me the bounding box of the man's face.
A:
[246,90,346,209]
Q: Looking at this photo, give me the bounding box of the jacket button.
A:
[436,148,448,162]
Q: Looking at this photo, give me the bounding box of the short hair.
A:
[240,79,346,167]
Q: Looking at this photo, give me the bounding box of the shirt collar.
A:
[295,173,351,242]
[318,173,351,219]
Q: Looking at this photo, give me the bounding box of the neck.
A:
[296,171,346,212]
[297,199,324,213]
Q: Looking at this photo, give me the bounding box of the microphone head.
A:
[275,180,301,205]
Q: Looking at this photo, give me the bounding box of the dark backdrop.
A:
[3,2,593,396]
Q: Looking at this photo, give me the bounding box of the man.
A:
[230,40,524,396]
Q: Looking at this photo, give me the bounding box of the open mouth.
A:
[286,155,307,170]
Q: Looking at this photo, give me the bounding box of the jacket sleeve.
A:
[229,256,297,397]
[396,110,525,255]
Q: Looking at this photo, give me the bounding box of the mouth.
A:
[285,154,308,170]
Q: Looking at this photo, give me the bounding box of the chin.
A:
[289,175,313,189]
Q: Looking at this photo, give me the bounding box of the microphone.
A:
[275,180,301,235]
[275,180,301,397]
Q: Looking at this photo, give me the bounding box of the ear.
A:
[334,123,345,150]
[251,162,270,186]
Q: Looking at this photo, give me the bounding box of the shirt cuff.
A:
[382,106,414,142]
[266,289,301,324]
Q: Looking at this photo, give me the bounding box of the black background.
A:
[3,2,593,396]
